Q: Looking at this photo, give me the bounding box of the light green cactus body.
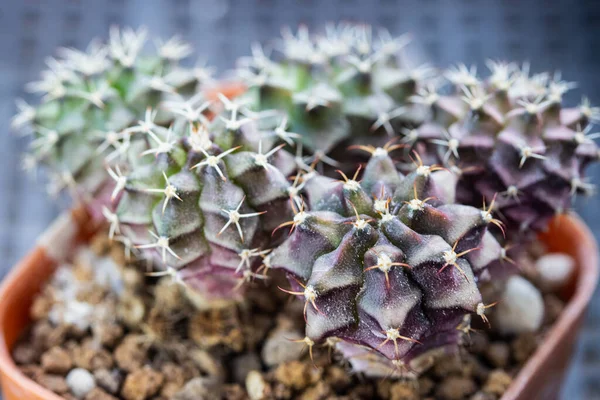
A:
[109,95,298,303]
[235,24,433,158]
[14,27,212,200]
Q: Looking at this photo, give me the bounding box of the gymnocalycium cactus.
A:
[236,24,433,159]
[16,24,583,375]
[269,145,506,374]
[398,62,599,236]
[110,94,297,303]
[13,27,212,201]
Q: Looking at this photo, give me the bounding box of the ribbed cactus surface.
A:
[110,96,297,302]
[399,62,599,235]
[270,147,505,367]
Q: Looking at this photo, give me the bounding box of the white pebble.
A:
[73,247,96,272]
[95,257,125,294]
[494,276,544,335]
[246,370,268,400]
[49,301,94,331]
[261,328,304,367]
[535,253,575,292]
[66,368,96,399]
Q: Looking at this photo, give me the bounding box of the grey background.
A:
[0,0,599,398]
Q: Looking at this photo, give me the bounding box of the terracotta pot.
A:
[0,212,596,399]
[0,208,94,400]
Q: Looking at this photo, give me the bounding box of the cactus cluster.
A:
[13,27,212,201]
[398,62,600,236]
[269,147,505,370]
[15,25,599,375]
[236,24,432,158]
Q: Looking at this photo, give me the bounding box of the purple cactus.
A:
[395,62,599,238]
[269,147,506,373]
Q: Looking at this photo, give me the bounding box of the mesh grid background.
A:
[0,0,599,398]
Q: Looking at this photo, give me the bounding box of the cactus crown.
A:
[400,61,599,235]
[236,24,433,156]
[270,147,506,367]
[14,27,211,200]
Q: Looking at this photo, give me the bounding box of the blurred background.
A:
[0,0,599,398]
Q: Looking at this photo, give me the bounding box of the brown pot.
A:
[0,210,596,400]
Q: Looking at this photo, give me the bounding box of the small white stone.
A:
[246,370,268,400]
[52,265,77,292]
[73,247,96,272]
[261,328,304,367]
[63,301,95,330]
[494,276,544,335]
[66,368,96,399]
[95,257,125,294]
[535,253,575,292]
[48,301,94,331]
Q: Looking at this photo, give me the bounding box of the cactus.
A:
[397,62,599,236]
[268,146,506,373]
[13,27,212,202]
[109,95,297,303]
[235,24,433,159]
[16,24,585,373]
[12,27,308,303]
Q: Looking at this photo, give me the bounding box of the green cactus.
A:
[109,95,298,303]
[235,24,433,160]
[13,27,212,202]
[12,27,309,303]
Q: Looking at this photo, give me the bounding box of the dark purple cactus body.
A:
[270,149,505,368]
[400,63,599,237]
